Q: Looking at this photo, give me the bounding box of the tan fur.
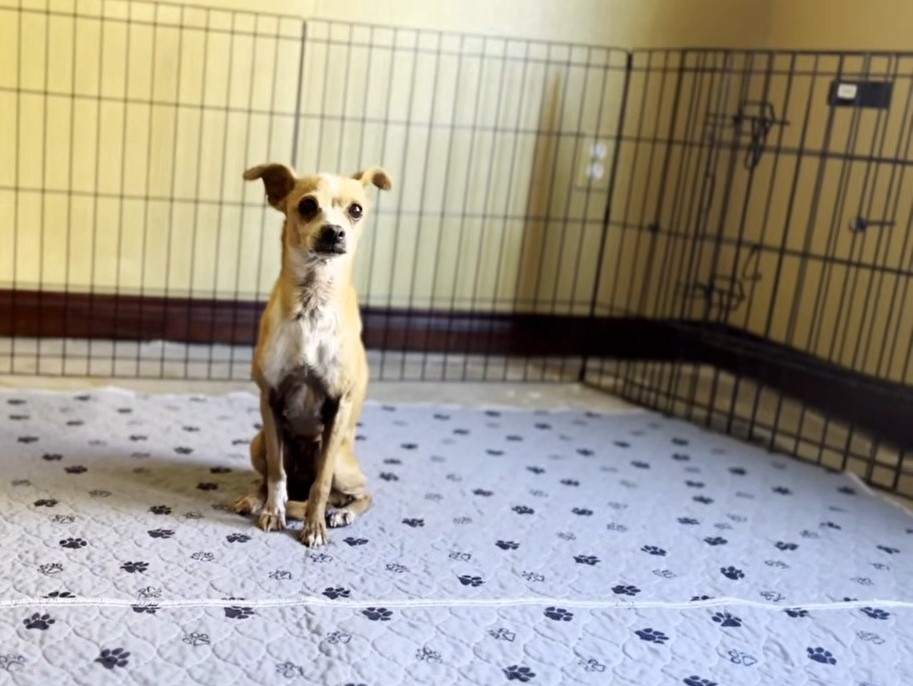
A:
[233,162,392,546]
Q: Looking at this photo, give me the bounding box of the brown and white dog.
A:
[232,162,391,547]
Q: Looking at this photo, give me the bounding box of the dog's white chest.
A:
[262,309,340,390]
[297,312,339,375]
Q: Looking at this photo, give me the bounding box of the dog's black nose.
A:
[320,225,345,245]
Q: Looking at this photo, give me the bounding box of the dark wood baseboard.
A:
[0,289,607,356]
[3,289,913,449]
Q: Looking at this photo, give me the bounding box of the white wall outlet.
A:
[576,138,609,191]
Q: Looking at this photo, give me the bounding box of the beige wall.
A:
[0,0,771,313]
[765,0,913,50]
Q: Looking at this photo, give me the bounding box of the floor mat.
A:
[1,388,911,685]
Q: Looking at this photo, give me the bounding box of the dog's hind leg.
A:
[284,500,308,520]
[232,430,267,515]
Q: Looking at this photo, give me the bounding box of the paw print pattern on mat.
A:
[807,647,836,665]
[322,587,350,600]
[543,607,573,622]
[23,613,54,630]
[860,607,890,620]
[4,394,912,683]
[120,561,148,574]
[711,612,742,628]
[612,584,640,596]
[641,545,667,556]
[95,648,130,670]
[503,665,536,682]
[635,628,668,644]
[362,607,392,622]
[224,606,254,620]
[457,575,484,587]
[59,537,87,549]
[574,555,599,566]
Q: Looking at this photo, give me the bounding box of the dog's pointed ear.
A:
[243,163,297,210]
[352,167,392,192]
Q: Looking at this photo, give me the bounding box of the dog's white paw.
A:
[326,509,355,528]
[300,517,328,547]
[257,509,285,532]
[258,498,286,532]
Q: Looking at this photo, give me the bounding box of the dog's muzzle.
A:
[315,224,347,255]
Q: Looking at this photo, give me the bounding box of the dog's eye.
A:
[298,196,319,218]
[347,203,363,220]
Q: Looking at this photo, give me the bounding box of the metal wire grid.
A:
[0,0,627,382]
[588,49,913,496]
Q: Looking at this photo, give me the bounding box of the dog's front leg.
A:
[258,392,287,532]
[300,396,349,547]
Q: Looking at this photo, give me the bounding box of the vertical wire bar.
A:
[62,4,79,374]
[834,57,904,478]
[377,30,419,380]
[441,37,488,381]
[791,56,871,462]
[727,52,795,435]
[876,64,913,383]
[245,19,286,378]
[397,31,443,380]
[112,4,134,376]
[766,55,843,454]
[8,2,23,373]
[677,52,744,425]
[182,9,213,378]
[564,50,611,381]
[201,12,233,380]
[745,54,816,450]
[658,50,726,415]
[159,4,186,377]
[420,33,465,380]
[583,51,634,382]
[35,0,52,373]
[136,3,160,377]
[463,39,509,381]
[547,45,591,317]
[614,50,684,396]
[837,57,900,367]
[630,51,704,404]
[705,52,759,324]
[600,50,659,388]
[312,22,333,170]
[334,24,354,172]
[481,40,530,380]
[695,53,757,431]
[350,25,376,377]
[647,52,730,420]
[808,57,873,357]
[865,66,913,379]
[228,16,270,381]
[362,26,397,377]
[290,20,307,169]
[504,42,559,382]
[544,46,590,381]
[522,45,574,382]
[789,57,861,354]
[85,0,108,375]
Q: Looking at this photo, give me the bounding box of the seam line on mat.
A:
[1,597,912,611]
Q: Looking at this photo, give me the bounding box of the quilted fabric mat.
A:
[1,388,912,685]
